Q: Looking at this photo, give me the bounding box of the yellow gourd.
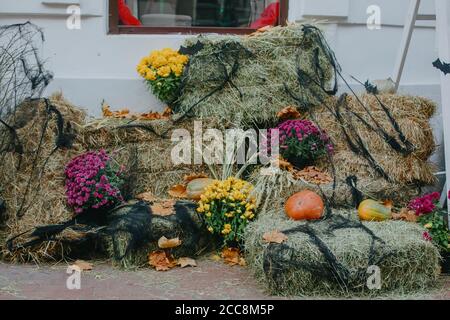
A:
[358,199,392,221]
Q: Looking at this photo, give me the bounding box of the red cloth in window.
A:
[119,0,141,26]
[250,2,280,29]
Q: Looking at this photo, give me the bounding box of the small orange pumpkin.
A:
[285,190,324,220]
[186,178,215,200]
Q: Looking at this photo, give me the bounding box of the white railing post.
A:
[435,0,450,220]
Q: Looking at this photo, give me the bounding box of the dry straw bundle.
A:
[245,211,440,297]
[80,117,227,198]
[0,93,86,262]
[313,94,436,185]
[176,24,334,127]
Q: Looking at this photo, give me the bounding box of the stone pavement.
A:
[0,259,449,300]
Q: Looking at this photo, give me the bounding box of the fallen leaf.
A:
[177,257,197,268]
[292,166,333,185]
[392,208,417,222]
[277,106,301,120]
[168,184,188,198]
[221,247,246,266]
[151,199,176,216]
[138,112,162,120]
[158,236,182,249]
[162,107,173,118]
[183,173,208,183]
[383,200,394,209]
[270,156,294,172]
[72,260,93,271]
[102,102,172,121]
[263,230,288,244]
[248,25,273,36]
[136,191,158,203]
[148,250,177,271]
[102,103,113,117]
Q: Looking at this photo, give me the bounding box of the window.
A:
[109,0,289,34]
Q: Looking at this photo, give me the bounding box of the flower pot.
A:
[441,251,450,274]
[288,156,314,170]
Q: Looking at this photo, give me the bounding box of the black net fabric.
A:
[0,23,79,219]
[262,215,390,291]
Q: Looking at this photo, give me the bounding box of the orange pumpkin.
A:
[285,190,324,220]
[186,178,215,200]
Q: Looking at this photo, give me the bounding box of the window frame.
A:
[108,0,289,35]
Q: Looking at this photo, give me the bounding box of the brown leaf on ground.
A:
[292,166,333,185]
[177,257,197,268]
[136,191,158,203]
[158,236,182,249]
[221,247,246,266]
[72,260,93,271]
[151,199,176,216]
[148,250,177,271]
[263,230,288,244]
[168,184,188,198]
[277,106,301,120]
[392,208,417,222]
[183,173,208,183]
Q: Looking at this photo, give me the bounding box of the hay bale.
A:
[312,94,437,185]
[81,117,226,175]
[245,211,440,297]
[176,24,334,127]
[0,93,87,262]
[100,201,214,269]
[251,170,421,211]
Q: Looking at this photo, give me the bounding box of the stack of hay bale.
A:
[175,24,441,296]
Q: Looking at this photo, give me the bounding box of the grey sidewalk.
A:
[0,260,449,300]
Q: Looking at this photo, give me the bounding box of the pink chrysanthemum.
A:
[65,150,124,215]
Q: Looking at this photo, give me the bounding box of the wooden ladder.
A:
[392,0,450,219]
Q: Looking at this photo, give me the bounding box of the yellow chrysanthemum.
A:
[157,65,171,78]
[152,56,168,68]
[145,69,157,81]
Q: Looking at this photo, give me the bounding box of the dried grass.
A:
[244,210,441,297]
[0,93,87,263]
[176,23,334,127]
[312,94,437,185]
[250,170,421,213]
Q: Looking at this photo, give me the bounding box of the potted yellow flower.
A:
[137,48,189,104]
[197,177,257,247]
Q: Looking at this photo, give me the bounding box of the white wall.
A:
[0,0,446,176]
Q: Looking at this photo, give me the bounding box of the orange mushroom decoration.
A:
[285,190,324,220]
